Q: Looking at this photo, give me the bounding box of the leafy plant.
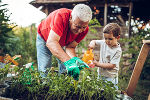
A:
[9,25,37,65]
[2,67,118,100]
[0,64,10,82]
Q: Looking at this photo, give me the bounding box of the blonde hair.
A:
[71,4,92,22]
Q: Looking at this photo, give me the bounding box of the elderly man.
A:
[36,4,92,80]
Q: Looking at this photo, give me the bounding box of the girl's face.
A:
[104,33,119,47]
[69,16,89,35]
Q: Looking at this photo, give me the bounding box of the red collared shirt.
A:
[37,8,89,46]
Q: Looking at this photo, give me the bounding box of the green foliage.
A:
[51,55,58,68]
[0,63,19,82]
[2,66,118,100]
[9,24,37,64]
[0,3,16,55]
[119,22,150,100]
[89,18,101,34]
[133,79,150,100]
[0,64,10,81]
[89,18,101,27]
[77,18,102,57]
[120,28,150,80]
[0,3,37,63]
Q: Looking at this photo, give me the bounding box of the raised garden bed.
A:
[0,64,132,100]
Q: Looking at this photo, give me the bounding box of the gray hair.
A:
[71,4,92,22]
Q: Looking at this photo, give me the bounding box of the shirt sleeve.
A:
[51,13,64,37]
[75,27,89,43]
[95,40,104,46]
[110,50,122,66]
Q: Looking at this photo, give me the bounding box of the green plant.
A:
[120,28,150,79]
[119,21,150,99]
[2,67,118,100]
[0,64,10,82]
[0,3,16,56]
[0,3,37,65]
[9,25,37,65]
[51,55,58,68]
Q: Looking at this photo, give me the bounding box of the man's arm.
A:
[65,41,78,58]
[46,29,71,62]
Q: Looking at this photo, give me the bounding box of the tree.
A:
[0,2,15,56]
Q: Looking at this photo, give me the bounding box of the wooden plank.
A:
[104,0,108,26]
[128,2,133,38]
[148,94,150,100]
[117,15,125,26]
[143,40,150,44]
[126,43,150,97]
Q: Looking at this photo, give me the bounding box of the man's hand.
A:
[73,57,90,70]
[63,57,80,80]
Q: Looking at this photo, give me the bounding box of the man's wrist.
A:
[63,57,71,62]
